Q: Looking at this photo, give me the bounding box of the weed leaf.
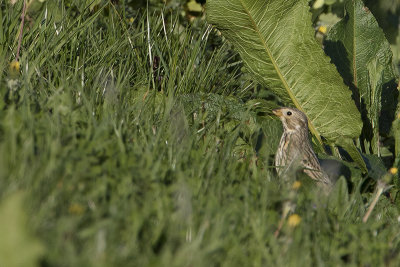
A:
[325,0,398,153]
[206,0,362,146]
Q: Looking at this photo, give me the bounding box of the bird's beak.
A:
[272,108,283,117]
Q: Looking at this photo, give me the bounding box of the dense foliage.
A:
[0,0,399,266]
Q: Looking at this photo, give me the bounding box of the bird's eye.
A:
[287,111,292,116]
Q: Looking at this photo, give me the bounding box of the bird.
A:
[273,107,332,187]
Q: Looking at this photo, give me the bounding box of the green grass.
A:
[0,1,400,266]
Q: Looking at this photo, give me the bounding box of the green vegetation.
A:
[0,0,399,266]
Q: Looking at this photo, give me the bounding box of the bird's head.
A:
[272,107,308,132]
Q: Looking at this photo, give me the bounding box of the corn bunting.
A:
[273,107,332,187]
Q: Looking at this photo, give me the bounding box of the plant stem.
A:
[16,0,27,62]
[362,185,384,223]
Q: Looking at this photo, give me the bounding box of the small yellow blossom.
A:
[9,60,20,75]
[389,167,398,175]
[288,214,301,227]
[129,17,134,23]
[318,25,327,34]
[292,181,301,190]
[68,203,85,215]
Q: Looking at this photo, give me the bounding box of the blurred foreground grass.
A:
[0,1,400,266]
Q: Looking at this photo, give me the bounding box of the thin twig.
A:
[362,183,384,223]
[274,215,286,238]
[274,201,291,237]
[16,0,27,62]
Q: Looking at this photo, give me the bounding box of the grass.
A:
[0,1,400,266]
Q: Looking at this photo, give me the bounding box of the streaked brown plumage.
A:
[273,107,332,187]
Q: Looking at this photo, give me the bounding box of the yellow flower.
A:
[9,60,20,75]
[288,214,301,227]
[389,167,398,175]
[318,25,327,34]
[292,181,301,190]
[68,203,85,215]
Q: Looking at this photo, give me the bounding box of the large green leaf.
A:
[325,0,398,154]
[206,0,362,144]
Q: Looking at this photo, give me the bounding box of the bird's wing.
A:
[300,142,331,183]
[302,155,332,186]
